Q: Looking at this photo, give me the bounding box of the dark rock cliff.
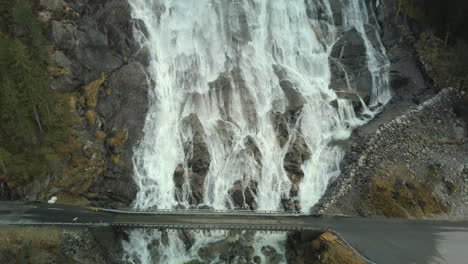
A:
[42,0,150,208]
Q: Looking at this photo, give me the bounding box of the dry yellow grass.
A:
[84,74,106,107]
[0,227,61,251]
[307,232,366,264]
[368,164,446,217]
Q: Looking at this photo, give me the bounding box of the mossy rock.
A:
[307,232,366,264]
[108,130,128,155]
[367,164,446,217]
[86,110,97,125]
[96,130,106,142]
[83,73,106,107]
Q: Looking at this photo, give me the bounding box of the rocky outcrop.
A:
[284,135,311,198]
[359,0,436,130]
[316,88,468,217]
[207,68,258,128]
[329,29,372,107]
[273,65,307,113]
[179,113,211,205]
[229,180,258,210]
[37,0,151,207]
[193,231,284,264]
[286,231,366,264]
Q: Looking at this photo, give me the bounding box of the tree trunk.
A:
[33,104,44,134]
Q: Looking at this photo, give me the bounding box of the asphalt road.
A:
[1,202,467,264]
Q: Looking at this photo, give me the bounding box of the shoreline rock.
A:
[315,88,467,217]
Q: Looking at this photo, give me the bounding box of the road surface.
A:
[0,202,467,264]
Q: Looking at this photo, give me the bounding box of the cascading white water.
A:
[124,0,391,263]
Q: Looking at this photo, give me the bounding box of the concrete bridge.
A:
[1,202,468,263]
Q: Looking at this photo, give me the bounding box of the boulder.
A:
[208,68,257,126]
[74,27,122,81]
[273,65,306,113]
[261,246,283,264]
[329,28,373,105]
[50,21,76,52]
[98,0,136,59]
[173,164,185,189]
[51,76,76,92]
[387,43,426,91]
[284,135,311,197]
[183,114,210,175]
[229,181,244,208]
[97,62,149,147]
[271,111,290,147]
[327,0,344,26]
[40,0,66,11]
[51,50,72,70]
[49,50,84,92]
[181,113,211,205]
[244,136,262,166]
[229,180,258,209]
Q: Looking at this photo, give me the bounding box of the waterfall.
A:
[123,0,391,263]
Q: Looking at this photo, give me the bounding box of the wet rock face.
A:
[207,68,258,128]
[271,111,291,148]
[181,113,211,205]
[273,65,306,113]
[329,28,372,106]
[284,135,311,198]
[374,0,432,102]
[229,180,258,210]
[196,232,276,264]
[244,136,262,167]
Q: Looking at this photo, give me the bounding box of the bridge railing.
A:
[97,207,305,216]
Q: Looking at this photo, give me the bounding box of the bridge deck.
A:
[1,202,468,264]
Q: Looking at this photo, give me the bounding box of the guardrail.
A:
[11,222,321,232]
[96,208,306,216]
[112,223,313,231]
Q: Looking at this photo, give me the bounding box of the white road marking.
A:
[48,208,64,211]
